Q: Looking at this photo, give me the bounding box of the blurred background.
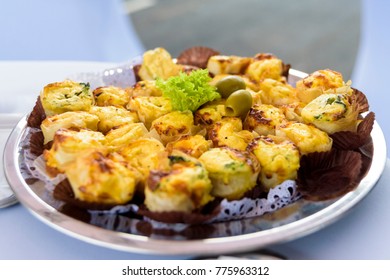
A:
[0,0,360,80]
[127,0,360,79]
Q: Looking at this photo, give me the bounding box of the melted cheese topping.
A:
[138,47,181,80]
[276,122,332,155]
[93,86,130,107]
[208,117,254,150]
[245,55,284,82]
[151,110,194,145]
[301,93,359,134]
[128,96,172,129]
[248,135,300,191]
[207,55,252,76]
[40,80,93,116]
[89,105,139,134]
[244,104,287,136]
[259,78,299,106]
[296,69,345,104]
[65,151,137,204]
[40,111,99,144]
[145,151,213,212]
[199,147,260,200]
[44,128,107,174]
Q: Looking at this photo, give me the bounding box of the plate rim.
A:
[3,71,387,256]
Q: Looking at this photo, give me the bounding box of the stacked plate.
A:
[0,185,17,208]
[0,114,21,208]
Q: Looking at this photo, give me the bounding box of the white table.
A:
[1,61,389,260]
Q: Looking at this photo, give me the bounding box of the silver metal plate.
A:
[3,70,387,255]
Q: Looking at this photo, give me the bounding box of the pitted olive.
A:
[225,89,253,118]
[216,75,246,98]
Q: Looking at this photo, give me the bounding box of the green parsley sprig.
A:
[156,69,220,112]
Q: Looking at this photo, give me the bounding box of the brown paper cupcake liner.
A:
[132,64,142,82]
[297,149,363,201]
[59,203,92,223]
[177,46,220,69]
[27,96,46,128]
[137,201,221,225]
[331,112,375,150]
[243,185,268,200]
[28,130,45,156]
[358,138,374,180]
[352,87,369,113]
[282,63,291,80]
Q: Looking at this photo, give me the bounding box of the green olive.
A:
[215,75,246,98]
[225,89,253,118]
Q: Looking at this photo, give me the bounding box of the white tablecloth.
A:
[1,61,389,260]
